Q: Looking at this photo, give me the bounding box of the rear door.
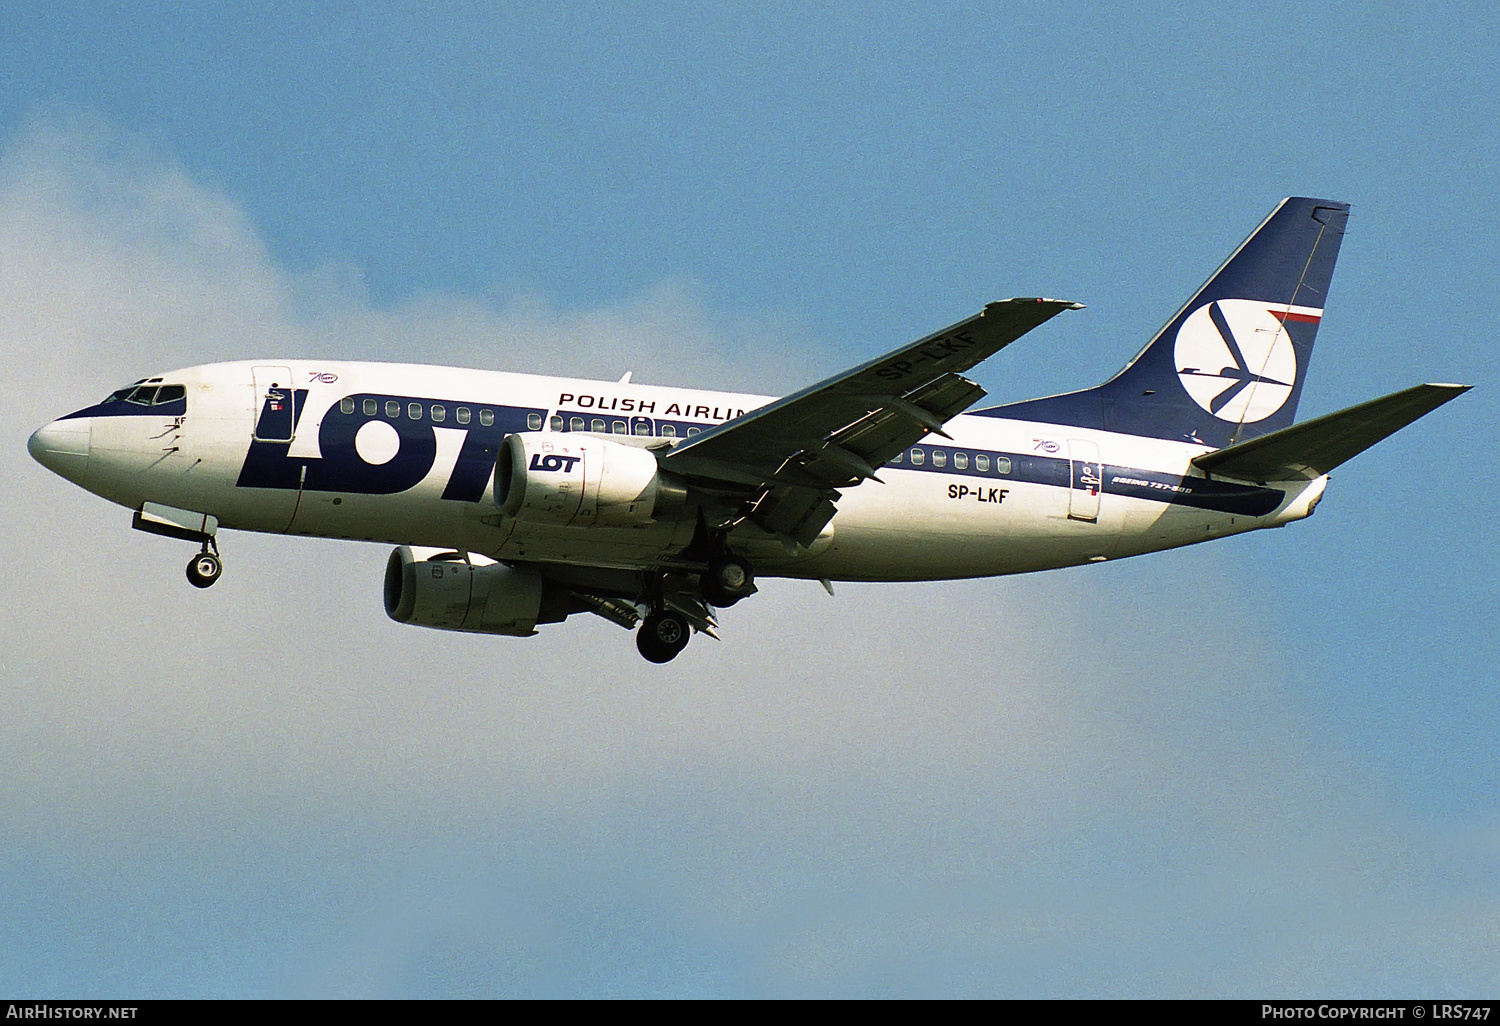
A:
[1068,439,1101,522]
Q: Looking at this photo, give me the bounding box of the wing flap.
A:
[1191,382,1470,483]
[748,486,839,547]
[798,374,986,487]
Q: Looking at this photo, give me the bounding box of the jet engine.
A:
[384,546,573,636]
[494,433,687,527]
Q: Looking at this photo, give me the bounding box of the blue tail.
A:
[981,197,1350,447]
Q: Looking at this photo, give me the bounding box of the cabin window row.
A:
[340,397,495,427]
[337,398,710,438]
[891,448,1012,474]
[531,414,703,437]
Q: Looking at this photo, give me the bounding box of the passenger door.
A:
[1068,439,1101,522]
[252,366,297,442]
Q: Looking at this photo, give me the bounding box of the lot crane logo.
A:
[1174,299,1298,423]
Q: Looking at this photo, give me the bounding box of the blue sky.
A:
[3,1,1497,997]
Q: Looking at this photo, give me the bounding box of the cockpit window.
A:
[103,382,185,405]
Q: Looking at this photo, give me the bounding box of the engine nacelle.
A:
[494,433,686,527]
[384,546,569,636]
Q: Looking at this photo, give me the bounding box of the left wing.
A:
[662,298,1081,544]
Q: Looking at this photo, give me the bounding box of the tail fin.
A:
[985,197,1350,448]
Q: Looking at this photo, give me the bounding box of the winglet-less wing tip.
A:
[996,297,1085,310]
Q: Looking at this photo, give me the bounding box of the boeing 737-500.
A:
[27,198,1469,662]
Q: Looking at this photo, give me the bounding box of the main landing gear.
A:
[701,554,756,607]
[636,609,691,663]
[632,554,758,663]
[185,539,223,589]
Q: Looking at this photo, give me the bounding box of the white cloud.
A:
[2,114,1496,997]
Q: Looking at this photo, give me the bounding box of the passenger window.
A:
[891,452,903,464]
[910,448,924,465]
[660,424,676,438]
[634,422,651,436]
[687,427,701,436]
[155,385,186,404]
[340,397,355,414]
[932,450,947,468]
[550,415,563,431]
[431,404,445,423]
[527,413,543,430]
[953,452,968,470]
[996,457,1012,474]
[591,418,606,433]
[612,420,626,434]
[385,400,400,418]
[480,410,494,427]
[457,407,471,425]
[409,402,424,420]
[570,417,585,432]
[975,454,990,473]
[363,398,377,416]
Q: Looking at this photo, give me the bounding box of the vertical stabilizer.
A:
[985,198,1349,447]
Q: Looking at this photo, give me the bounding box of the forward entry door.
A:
[252,366,297,442]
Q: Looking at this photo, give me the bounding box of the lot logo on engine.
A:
[530,453,581,473]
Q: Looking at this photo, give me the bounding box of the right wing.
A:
[662,298,1082,544]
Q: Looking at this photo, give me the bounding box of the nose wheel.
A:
[186,542,223,589]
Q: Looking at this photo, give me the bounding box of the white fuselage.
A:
[43,360,1328,581]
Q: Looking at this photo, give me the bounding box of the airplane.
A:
[27,197,1469,663]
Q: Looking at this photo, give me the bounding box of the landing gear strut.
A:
[185,539,223,589]
[636,609,691,663]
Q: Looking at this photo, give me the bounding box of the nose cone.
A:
[28,417,92,483]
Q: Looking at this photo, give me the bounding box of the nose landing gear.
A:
[186,540,223,589]
[130,504,225,590]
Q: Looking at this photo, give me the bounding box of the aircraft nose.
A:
[28,417,92,482]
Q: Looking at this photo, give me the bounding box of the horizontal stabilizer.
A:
[1191,383,1470,483]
